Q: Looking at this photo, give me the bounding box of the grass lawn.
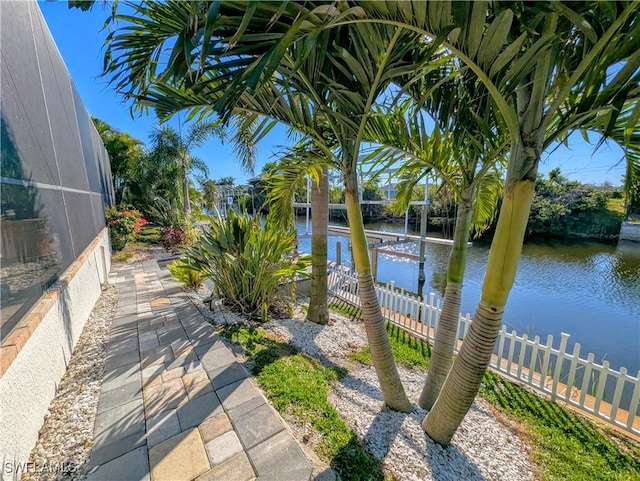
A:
[343,308,640,481]
[111,225,161,263]
[138,224,161,244]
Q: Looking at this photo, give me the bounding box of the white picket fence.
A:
[327,263,640,437]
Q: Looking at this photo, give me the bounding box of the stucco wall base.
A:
[0,230,111,480]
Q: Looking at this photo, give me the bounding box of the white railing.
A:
[327,263,640,437]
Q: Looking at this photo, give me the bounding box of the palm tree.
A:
[355,1,639,443]
[270,140,331,325]
[100,0,639,435]
[101,3,447,412]
[262,141,332,325]
[149,122,223,217]
[201,180,219,214]
[365,90,507,409]
[307,165,330,324]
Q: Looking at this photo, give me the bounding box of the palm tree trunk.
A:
[307,165,329,324]
[419,187,473,409]
[344,170,412,412]
[423,175,536,444]
[182,163,191,216]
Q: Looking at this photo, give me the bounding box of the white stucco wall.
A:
[0,230,110,480]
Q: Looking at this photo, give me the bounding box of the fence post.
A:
[496,325,507,372]
[336,241,342,266]
[528,336,541,384]
[540,334,554,391]
[506,330,517,376]
[593,360,610,415]
[579,353,596,407]
[564,343,581,402]
[516,334,528,380]
[609,367,627,423]
[551,333,570,400]
[627,370,640,430]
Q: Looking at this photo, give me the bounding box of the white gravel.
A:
[23,286,117,481]
[262,311,536,481]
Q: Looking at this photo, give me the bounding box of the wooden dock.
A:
[326,225,467,247]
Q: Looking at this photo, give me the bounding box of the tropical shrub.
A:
[183,211,310,321]
[167,258,207,288]
[106,206,148,250]
[528,169,621,238]
[160,226,188,253]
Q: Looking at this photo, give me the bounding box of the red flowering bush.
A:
[160,226,188,253]
[106,206,148,250]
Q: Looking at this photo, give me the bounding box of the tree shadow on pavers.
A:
[87,399,147,474]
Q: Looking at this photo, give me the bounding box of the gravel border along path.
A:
[196,299,536,481]
[22,286,117,481]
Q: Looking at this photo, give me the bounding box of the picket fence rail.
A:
[327,263,640,437]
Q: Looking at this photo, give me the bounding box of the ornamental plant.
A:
[182,211,310,321]
[106,206,148,250]
[160,226,188,253]
[167,258,207,288]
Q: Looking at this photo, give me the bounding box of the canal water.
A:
[296,219,640,376]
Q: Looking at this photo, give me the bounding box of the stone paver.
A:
[87,446,150,481]
[86,260,312,480]
[177,391,223,430]
[248,430,312,480]
[204,430,244,466]
[233,402,285,449]
[146,409,181,447]
[149,428,210,481]
[198,414,233,443]
[195,452,255,481]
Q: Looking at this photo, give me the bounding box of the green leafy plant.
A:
[106,206,148,250]
[183,210,309,321]
[167,258,207,288]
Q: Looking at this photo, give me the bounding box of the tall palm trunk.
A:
[419,187,474,409]
[422,47,552,443]
[423,144,538,444]
[182,160,191,216]
[307,165,329,324]
[344,168,412,412]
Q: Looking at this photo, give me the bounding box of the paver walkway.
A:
[86,260,312,481]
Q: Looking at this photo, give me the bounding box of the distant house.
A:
[0,1,114,473]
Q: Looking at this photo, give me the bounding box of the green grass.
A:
[329,301,431,370]
[138,225,160,244]
[219,325,386,481]
[111,249,135,263]
[481,372,640,481]
[340,305,640,481]
[348,322,431,370]
[608,197,626,215]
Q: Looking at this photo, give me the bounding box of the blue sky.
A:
[40,1,627,187]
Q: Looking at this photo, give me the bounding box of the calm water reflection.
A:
[297,220,640,374]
